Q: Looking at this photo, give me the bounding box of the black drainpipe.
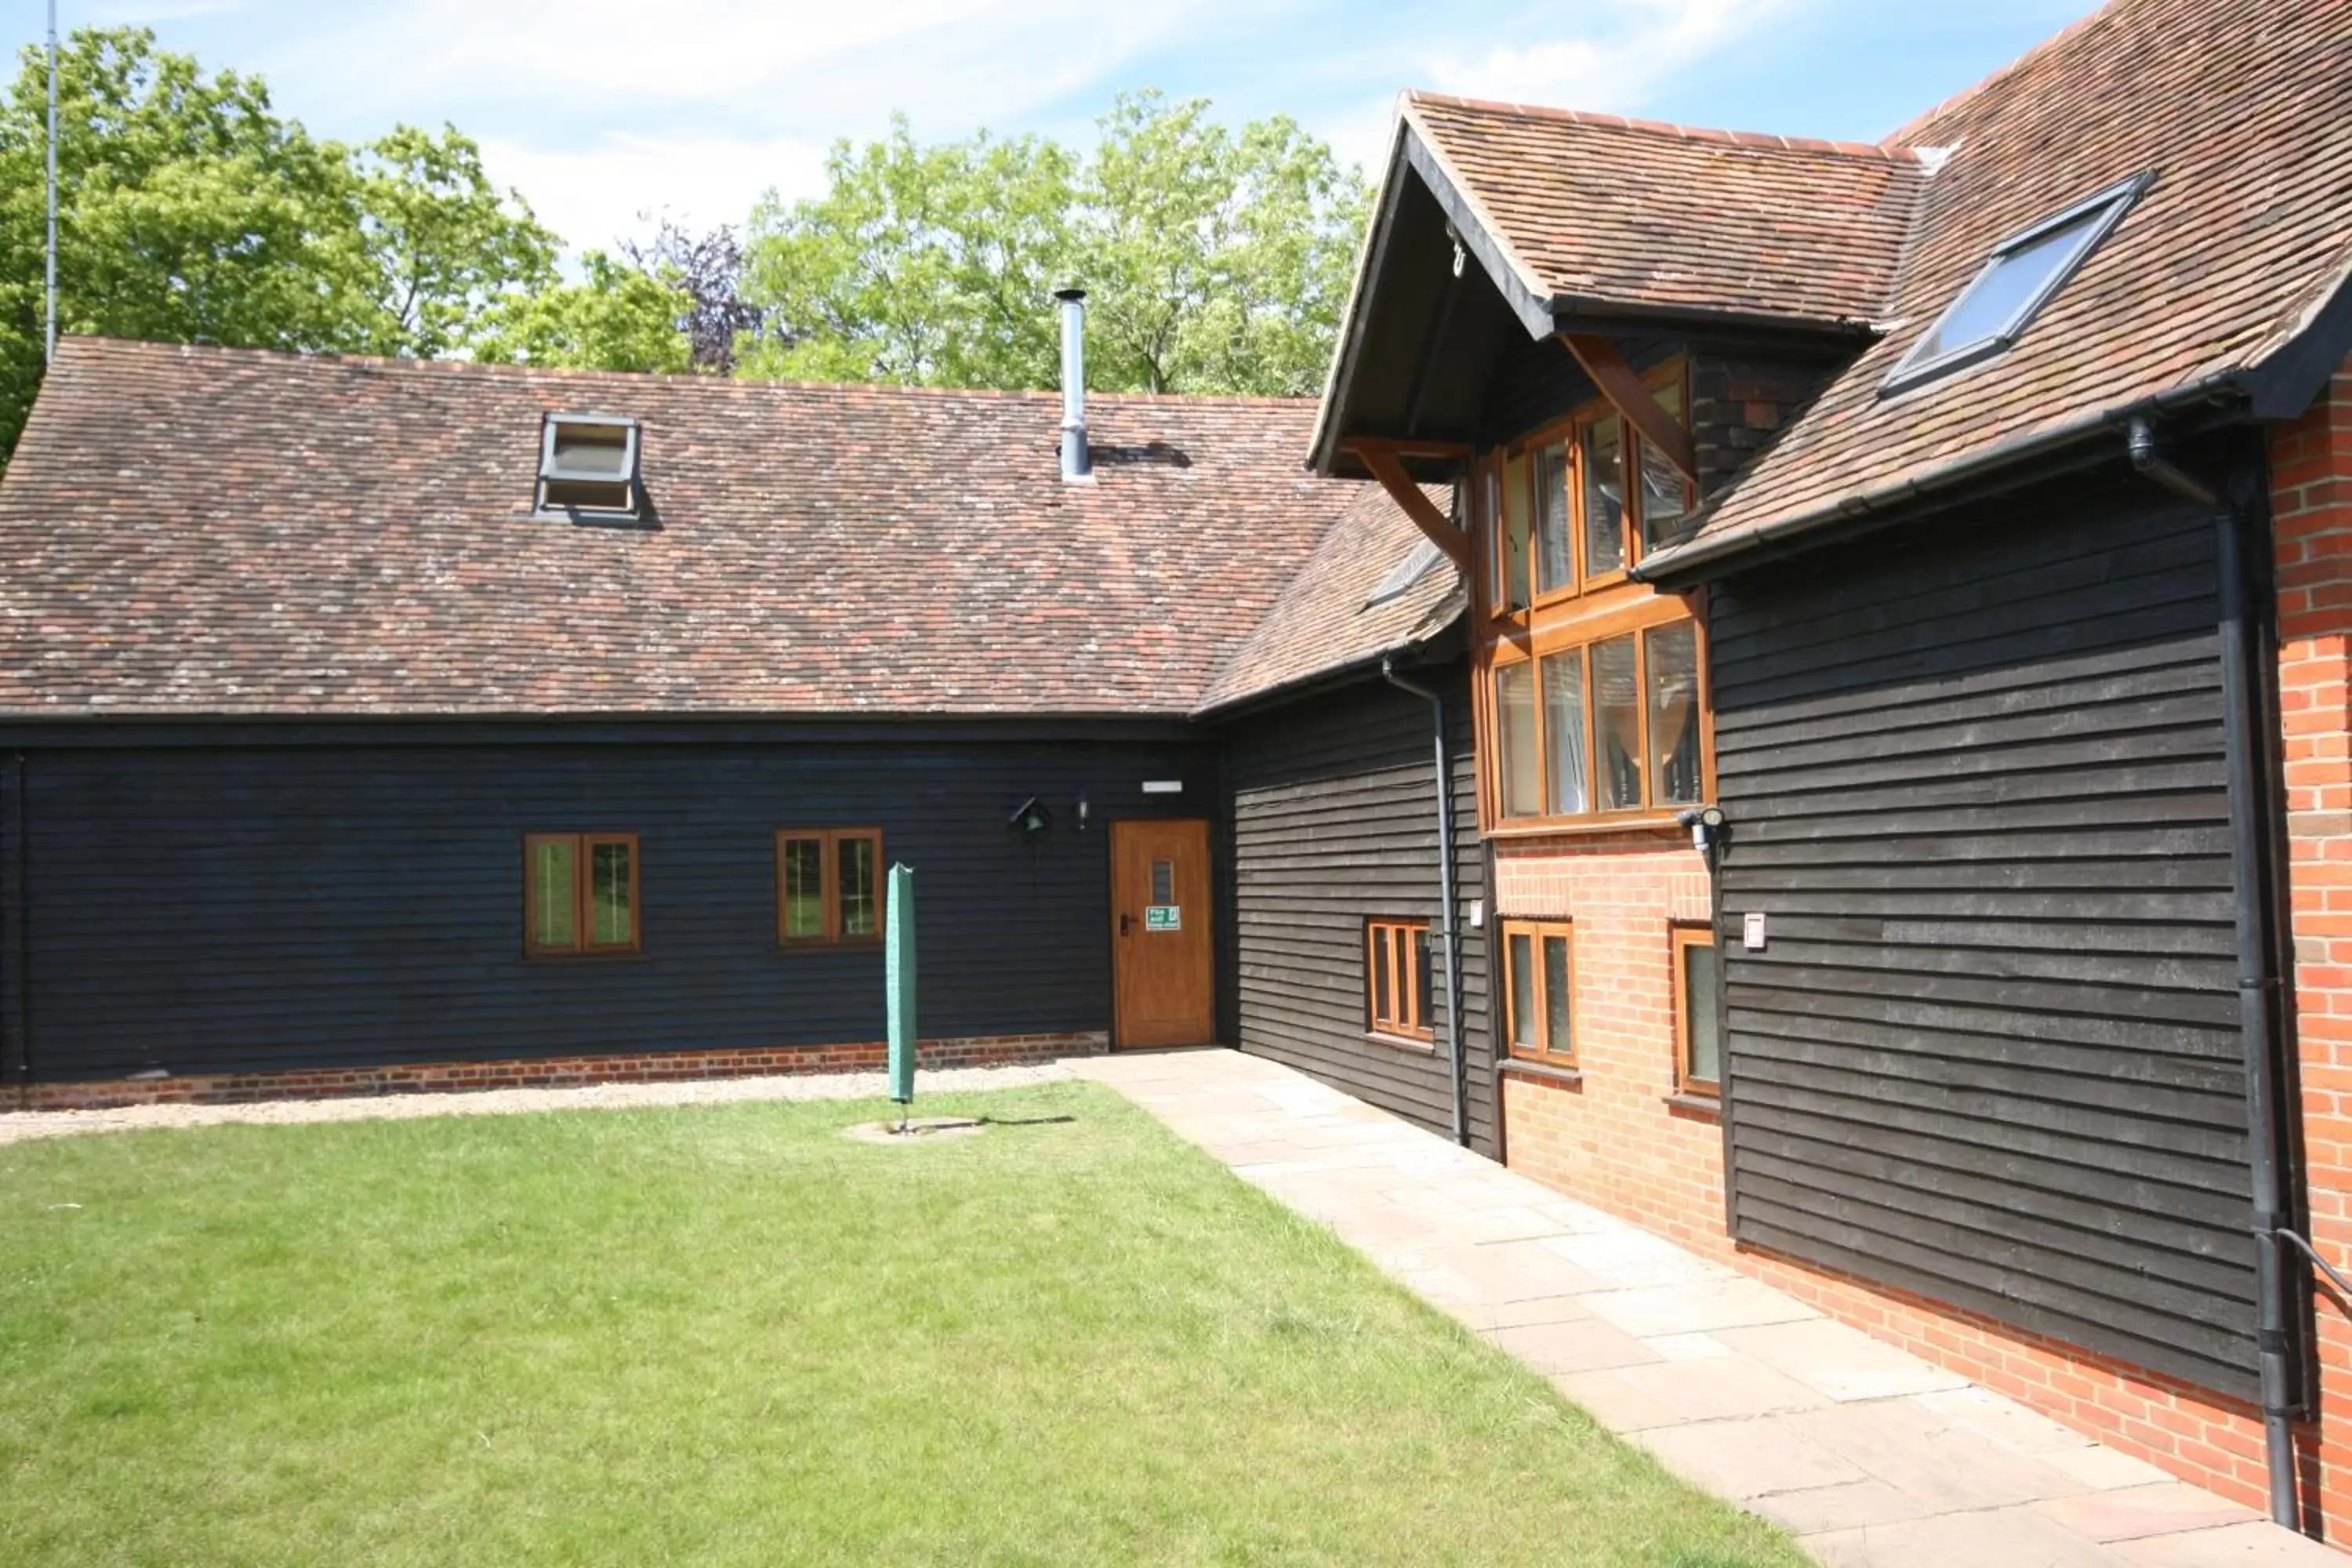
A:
[1382,655,1470,1147]
[2129,419,2303,1531]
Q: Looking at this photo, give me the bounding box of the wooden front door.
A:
[1110,818,1214,1049]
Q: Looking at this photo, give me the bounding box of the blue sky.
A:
[9,0,2098,254]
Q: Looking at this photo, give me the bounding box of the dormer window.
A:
[538,413,639,516]
[1882,172,2150,395]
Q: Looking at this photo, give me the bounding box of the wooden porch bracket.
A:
[1349,442,1470,571]
[1558,333,1697,485]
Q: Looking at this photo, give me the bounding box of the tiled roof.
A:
[1405,93,1926,329]
[1645,0,2352,566]
[0,338,1368,718]
[1198,480,1462,713]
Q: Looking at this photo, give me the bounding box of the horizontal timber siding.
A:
[1221,668,1495,1154]
[1708,471,2258,1401]
[3,728,1215,1081]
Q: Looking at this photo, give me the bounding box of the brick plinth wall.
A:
[2277,350,2352,1545]
[0,1032,1109,1111]
[1491,830,1728,1254]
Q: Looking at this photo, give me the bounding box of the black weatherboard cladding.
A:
[1708,469,2259,1399]
[0,725,1215,1081]
[1221,668,1495,1155]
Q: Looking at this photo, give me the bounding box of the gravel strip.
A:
[0,1061,1075,1146]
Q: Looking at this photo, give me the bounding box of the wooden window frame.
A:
[1364,917,1434,1044]
[1483,603,1714,830]
[523,832,641,957]
[1480,359,1693,630]
[1673,923,1721,1097]
[1501,918,1575,1066]
[775,828,886,949]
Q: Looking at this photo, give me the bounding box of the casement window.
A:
[524,833,641,956]
[1486,362,1695,615]
[1491,612,1707,824]
[1502,920,1574,1065]
[1366,918,1434,1042]
[538,413,640,516]
[776,829,885,947]
[1673,924,1723,1095]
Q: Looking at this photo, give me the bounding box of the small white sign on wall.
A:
[1743,911,1768,951]
[1141,780,1184,795]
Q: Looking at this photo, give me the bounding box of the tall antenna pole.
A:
[45,0,59,365]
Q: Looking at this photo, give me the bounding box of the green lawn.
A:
[0,1082,1805,1566]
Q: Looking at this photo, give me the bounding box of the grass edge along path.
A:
[0,1080,1806,1566]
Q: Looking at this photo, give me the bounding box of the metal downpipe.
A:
[2131,419,2303,1531]
[1382,656,1470,1147]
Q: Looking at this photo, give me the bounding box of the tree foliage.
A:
[618,219,768,376]
[472,251,693,375]
[0,27,561,466]
[741,91,1367,396]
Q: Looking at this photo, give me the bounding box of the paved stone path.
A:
[1070,1047,2336,1567]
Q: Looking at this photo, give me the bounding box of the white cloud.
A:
[238,0,1248,252]
[1425,0,1791,114]
[477,132,829,250]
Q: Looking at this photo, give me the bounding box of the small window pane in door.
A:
[1501,450,1532,612]
[1151,858,1174,906]
[531,837,576,950]
[1542,933,1571,1058]
[1647,621,1703,807]
[839,836,880,938]
[1508,931,1536,1052]
[1532,442,1571,593]
[1541,650,1589,816]
[1583,416,1627,575]
[1592,635,1643,811]
[587,839,633,948]
[1497,662,1540,818]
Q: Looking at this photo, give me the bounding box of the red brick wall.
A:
[0,1032,1106,1111]
[2278,350,2352,1543]
[1491,830,1730,1254]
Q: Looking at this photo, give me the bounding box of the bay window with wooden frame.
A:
[775,829,884,948]
[1502,919,1575,1065]
[1364,917,1434,1044]
[1473,358,1712,831]
[524,833,641,956]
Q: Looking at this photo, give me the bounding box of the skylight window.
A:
[1367,536,1445,608]
[538,413,639,515]
[1882,172,2150,395]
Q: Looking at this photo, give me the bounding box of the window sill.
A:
[1664,1091,1722,1121]
[779,941,886,954]
[1500,1057,1582,1090]
[1364,1031,1436,1054]
[1485,812,1695,840]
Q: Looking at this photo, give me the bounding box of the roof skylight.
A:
[1882,172,2150,395]
[538,412,640,516]
[1367,536,1445,608]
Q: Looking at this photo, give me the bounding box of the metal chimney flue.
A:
[1054,287,1090,482]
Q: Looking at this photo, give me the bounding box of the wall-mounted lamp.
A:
[1676,805,1727,854]
[1010,795,1054,837]
[1075,793,1090,831]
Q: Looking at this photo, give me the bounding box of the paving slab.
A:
[1068,1049,2342,1566]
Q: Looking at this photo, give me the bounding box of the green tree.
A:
[740,93,1367,396]
[739,116,1076,387]
[349,123,559,359]
[473,250,693,374]
[0,27,561,467]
